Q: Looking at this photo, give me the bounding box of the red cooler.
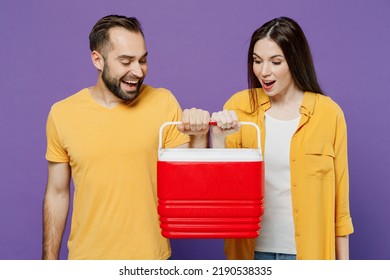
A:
[157,122,264,238]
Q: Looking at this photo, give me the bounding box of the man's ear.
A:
[91,51,104,71]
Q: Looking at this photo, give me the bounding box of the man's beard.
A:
[102,64,144,103]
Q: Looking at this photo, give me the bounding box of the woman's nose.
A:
[260,62,271,76]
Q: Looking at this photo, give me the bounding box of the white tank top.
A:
[255,112,300,254]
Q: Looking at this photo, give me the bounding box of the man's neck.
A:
[89,83,123,109]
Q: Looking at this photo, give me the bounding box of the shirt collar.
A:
[258,89,316,117]
[258,89,271,111]
[299,91,316,116]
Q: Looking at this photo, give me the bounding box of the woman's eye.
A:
[272,61,282,65]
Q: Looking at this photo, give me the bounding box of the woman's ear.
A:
[91,51,104,71]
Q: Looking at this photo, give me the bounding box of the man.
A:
[42,15,210,260]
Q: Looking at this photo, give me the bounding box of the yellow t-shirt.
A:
[223,89,354,260]
[46,85,189,259]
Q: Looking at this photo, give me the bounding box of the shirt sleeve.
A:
[223,97,242,149]
[333,108,354,236]
[45,110,69,163]
[163,93,190,148]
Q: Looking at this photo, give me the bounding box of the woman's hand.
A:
[210,109,240,147]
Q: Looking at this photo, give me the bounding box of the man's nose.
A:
[130,62,143,78]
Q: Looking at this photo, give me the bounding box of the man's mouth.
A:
[122,79,139,91]
[123,80,138,86]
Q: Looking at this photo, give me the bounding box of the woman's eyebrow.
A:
[253,52,284,59]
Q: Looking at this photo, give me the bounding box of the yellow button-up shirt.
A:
[223,89,354,260]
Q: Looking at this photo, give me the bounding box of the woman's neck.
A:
[267,88,304,120]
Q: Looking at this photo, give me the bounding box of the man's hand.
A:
[178,108,210,135]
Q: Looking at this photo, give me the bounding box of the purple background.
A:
[1,0,390,260]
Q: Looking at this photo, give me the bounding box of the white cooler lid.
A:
[158,148,262,162]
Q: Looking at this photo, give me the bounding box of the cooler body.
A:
[157,149,264,238]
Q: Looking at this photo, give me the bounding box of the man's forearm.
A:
[189,134,208,148]
[42,192,69,260]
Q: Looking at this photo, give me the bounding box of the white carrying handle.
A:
[158,121,262,155]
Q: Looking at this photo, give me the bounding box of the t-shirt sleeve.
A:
[163,93,190,148]
[45,110,69,162]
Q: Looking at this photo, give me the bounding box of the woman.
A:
[211,17,353,260]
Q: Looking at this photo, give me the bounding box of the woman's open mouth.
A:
[262,80,275,90]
